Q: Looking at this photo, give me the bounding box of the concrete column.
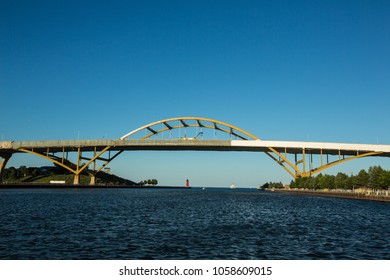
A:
[73,174,80,185]
[90,175,96,186]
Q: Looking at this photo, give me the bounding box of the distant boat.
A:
[230,184,236,189]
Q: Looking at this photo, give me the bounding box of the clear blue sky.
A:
[1,0,390,187]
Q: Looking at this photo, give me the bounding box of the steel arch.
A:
[120,117,259,140]
[120,116,301,178]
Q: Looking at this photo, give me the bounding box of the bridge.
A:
[1,117,390,185]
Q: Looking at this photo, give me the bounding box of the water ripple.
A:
[0,188,389,259]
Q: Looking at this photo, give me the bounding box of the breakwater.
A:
[274,189,390,202]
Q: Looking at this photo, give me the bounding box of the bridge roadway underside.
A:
[2,139,390,184]
[3,139,390,156]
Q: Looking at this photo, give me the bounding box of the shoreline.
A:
[272,189,390,202]
[0,183,190,189]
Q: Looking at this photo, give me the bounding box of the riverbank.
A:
[273,189,390,202]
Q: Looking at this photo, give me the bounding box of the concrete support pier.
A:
[90,175,96,186]
[73,174,79,185]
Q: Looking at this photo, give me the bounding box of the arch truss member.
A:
[0,152,11,182]
[11,141,123,185]
[120,116,260,141]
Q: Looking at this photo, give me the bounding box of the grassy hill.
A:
[1,166,138,186]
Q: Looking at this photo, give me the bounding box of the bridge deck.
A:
[1,139,390,157]
[232,140,390,156]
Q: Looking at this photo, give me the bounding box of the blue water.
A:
[0,187,389,259]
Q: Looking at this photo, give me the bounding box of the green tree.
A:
[314,173,324,189]
[151,179,158,186]
[308,176,317,189]
[379,170,390,190]
[260,182,270,189]
[290,166,390,191]
[368,166,383,189]
[7,167,17,181]
[322,174,335,189]
[354,169,369,187]
[335,172,348,189]
[294,177,304,189]
[272,182,283,189]
[139,180,145,186]
[344,175,353,190]
[19,166,29,177]
[2,168,9,181]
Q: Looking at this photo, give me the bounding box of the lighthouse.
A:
[186,179,189,188]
